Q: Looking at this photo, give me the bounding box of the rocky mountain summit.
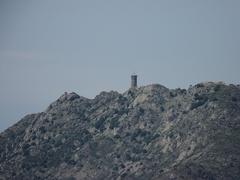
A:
[0,82,240,180]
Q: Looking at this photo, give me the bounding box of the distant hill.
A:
[0,82,240,180]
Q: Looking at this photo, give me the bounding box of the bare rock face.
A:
[0,82,240,180]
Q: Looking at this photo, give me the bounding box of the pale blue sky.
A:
[0,0,240,131]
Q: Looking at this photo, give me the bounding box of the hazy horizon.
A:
[1,0,240,131]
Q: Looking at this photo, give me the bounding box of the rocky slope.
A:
[0,82,240,180]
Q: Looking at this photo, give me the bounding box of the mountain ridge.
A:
[0,82,240,180]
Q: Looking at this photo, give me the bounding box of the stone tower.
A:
[131,74,137,88]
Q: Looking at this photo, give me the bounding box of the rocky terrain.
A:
[0,82,240,180]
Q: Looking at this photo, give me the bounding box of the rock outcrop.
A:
[0,82,240,180]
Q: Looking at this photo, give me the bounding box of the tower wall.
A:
[131,75,137,88]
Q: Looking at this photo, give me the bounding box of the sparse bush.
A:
[232,97,237,102]
[169,91,176,97]
[22,143,30,156]
[132,146,142,154]
[195,83,204,88]
[130,129,153,144]
[121,173,127,178]
[160,106,165,112]
[190,94,208,110]
[139,107,145,115]
[152,133,160,140]
[120,163,125,168]
[181,89,187,94]
[39,126,46,134]
[95,118,105,131]
[114,134,121,139]
[190,101,206,110]
[109,118,119,129]
[125,153,131,161]
[214,84,221,92]
[112,166,118,171]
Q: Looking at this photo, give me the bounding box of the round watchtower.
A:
[131,74,137,88]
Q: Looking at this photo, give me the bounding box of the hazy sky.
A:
[0,0,240,131]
